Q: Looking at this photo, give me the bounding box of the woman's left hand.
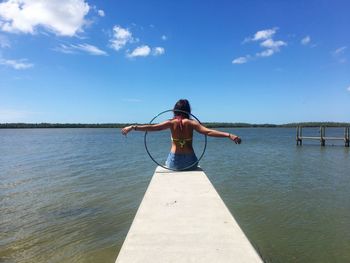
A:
[229,134,242,144]
[234,136,242,144]
[121,126,133,135]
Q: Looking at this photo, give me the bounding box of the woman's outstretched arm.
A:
[192,121,241,144]
[121,120,172,135]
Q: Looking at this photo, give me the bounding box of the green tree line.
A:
[0,122,349,129]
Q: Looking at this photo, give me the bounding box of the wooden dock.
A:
[296,126,350,147]
[115,166,263,263]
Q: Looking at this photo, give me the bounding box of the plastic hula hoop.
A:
[144,109,207,171]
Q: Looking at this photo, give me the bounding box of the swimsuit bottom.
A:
[165,152,198,170]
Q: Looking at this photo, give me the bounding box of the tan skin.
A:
[121,118,241,154]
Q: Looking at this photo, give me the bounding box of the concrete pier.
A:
[115,166,263,263]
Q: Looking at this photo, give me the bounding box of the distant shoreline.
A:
[1,122,349,129]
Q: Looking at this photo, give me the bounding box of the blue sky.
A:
[0,0,349,124]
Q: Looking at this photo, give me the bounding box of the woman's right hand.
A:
[121,126,133,136]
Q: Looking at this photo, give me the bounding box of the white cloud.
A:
[347,86,350,92]
[0,58,33,69]
[251,28,277,41]
[76,43,107,55]
[236,27,286,63]
[332,46,347,63]
[110,25,134,51]
[0,34,10,48]
[0,0,90,36]
[54,44,75,54]
[98,9,105,17]
[260,39,286,50]
[152,47,165,56]
[333,46,347,55]
[161,35,167,40]
[232,56,249,64]
[109,25,165,59]
[256,49,274,57]
[258,39,286,57]
[127,45,151,58]
[301,35,311,45]
[54,43,107,55]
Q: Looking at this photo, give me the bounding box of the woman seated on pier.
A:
[121,99,241,170]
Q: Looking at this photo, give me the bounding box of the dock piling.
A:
[320,126,325,146]
[296,126,303,145]
[296,126,350,147]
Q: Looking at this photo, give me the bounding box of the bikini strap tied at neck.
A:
[174,116,184,130]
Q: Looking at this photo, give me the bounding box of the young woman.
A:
[121,99,241,170]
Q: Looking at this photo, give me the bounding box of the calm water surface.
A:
[1,128,349,262]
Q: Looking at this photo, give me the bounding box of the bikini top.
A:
[171,137,192,148]
[171,116,192,148]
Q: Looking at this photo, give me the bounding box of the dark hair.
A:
[173,99,191,119]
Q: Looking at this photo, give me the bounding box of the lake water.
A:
[1,128,349,263]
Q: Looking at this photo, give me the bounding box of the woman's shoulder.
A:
[168,118,199,126]
[184,119,199,126]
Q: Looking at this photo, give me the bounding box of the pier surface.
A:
[115,166,262,263]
